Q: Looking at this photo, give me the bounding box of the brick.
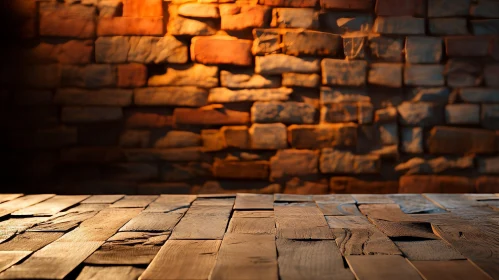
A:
[191,36,253,66]
[251,102,316,124]
[398,102,444,126]
[321,103,358,123]
[445,36,492,57]
[252,29,281,55]
[271,8,318,29]
[160,162,212,182]
[405,37,443,64]
[409,87,450,104]
[485,64,499,88]
[125,111,173,128]
[460,88,499,103]
[375,0,425,16]
[168,16,218,36]
[282,30,343,56]
[95,37,130,63]
[128,36,189,64]
[401,127,423,153]
[213,161,269,179]
[119,130,150,148]
[221,5,271,30]
[134,87,208,107]
[471,1,499,18]
[39,3,96,38]
[195,181,281,194]
[221,126,251,148]
[445,104,480,125]
[209,87,292,103]
[98,0,123,18]
[282,73,320,88]
[61,147,124,163]
[321,13,373,33]
[62,106,123,123]
[174,107,250,125]
[61,65,116,89]
[471,19,499,35]
[428,126,497,154]
[270,149,319,180]
[149,64,218,88]
[445,59,483,88]
[475,176,499,193]
[330,177,398,194]
[428,0,470,17]
[369,35,404,62]
[478,157,499,174]
[343,33,367,60]
[482,104,499,130]
[123,0,163,17]
[284,178,329,195]
[117,64,147,88]
[21,64,61,89]
[399,176,475,193]
[321,87,370,104]
[256,54,320,74]
[221,70,281,89]
[154,131,201,148]
[124,147,209,162]
[375,107,397,122]
[379,123,398,145]
[429,18,468,35]
[320,149,380,174]
[321,0,372,10]
[54,89,133,106]
[373,16,425,35]
[358,102,374,124]
[259,0,317,7]
[249,123,288,150]
[97,17,164,36]
[368,63,403,87]
[202,130,225,152]
[178,3,220,18]
[404,65,445,86]
[288,123,357,149]
[396,156,474,175]
[28,40,93,64]
[321,59,367,86]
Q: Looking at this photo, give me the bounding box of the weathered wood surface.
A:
[0,194,23,204]
[0,194,496,279]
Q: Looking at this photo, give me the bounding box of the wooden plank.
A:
[0,232,63,251]
[352,194,395,204]
[234,194,274,210]
[325,216,372,229]
[227,217,276,234]
[67,203,109,212]
[423,194,480,209]
[275,206,334,240]
[11,195,89,217]
[313,194,355,203]
[85,232,169,265]
[276,239,354,280]
[388,194,446,214]
[316,202,362,216]
[210,233,278,280]
[0,208,141,279]
[170,204,233,240]
[359,204,422,222]
[274,194,313,202]
[191,198,235,207]
[141,240,221,280]
[0,217,48,243]
[369,219,438,239]
[233,210,274,218]
[0,252,31,274]
[81,195,125,204]
[119,211,185,232]
[28,210,98,232]
[197,194,236,198]
[76,266,145,280]
[145,195,196,213]
[410,260,493,280]
[0,195,23,205]
[346,255,422,280]
[110,195,158,208]
[394,240,465,261]
[334,228,401,255]
[0,195,55,218]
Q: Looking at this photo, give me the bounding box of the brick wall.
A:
[1,0,499,194]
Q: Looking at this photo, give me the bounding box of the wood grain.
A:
[334,228,401,255]
[227,217,276,234]
[313,194,355,203]
[275,194,313,202]
[325,216,372,229]
[423,194,481,209]
[0,195,24,205]
[210,233,278,280]
[145,195,196,213]
[275,206,334,240]
[110,195,158,208]
[346,255,422,280]
[11,195,89,217]
[234,194,274,210]
[76,266,145,280]
[233,210,274,218]
[170,205,233,240]
[316,202,361,216]
[28,210,98,232]
[352,194,395,204]
[141,240,221,280]
[0,232,63,251]
[359,204,421,222]
[410,260,493,280]
[0,217,48,243]
[394,240,464,261]
[119,211,184,232]
[0,195,55,218]
[389,194,445,214]
[81,195,125,204]
[369,219,438,239]
[276,239,354,280]
[0,252,31,274]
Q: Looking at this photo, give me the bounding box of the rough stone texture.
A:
[322,59,367,86]
[154,131,201,148]
[375,107,397,123]
[27,41,94,65]
[478,157,499,174]
[95,37,130,64]
[221,126,251,149]
[256,54,321,74]
[404,65,445,86]
[270,149,319,180]
[409,87,450,104]
[445,59,483,88]
[343,33,367,60]
[61,65,116,89]
[445,36,491,57]
[191,36,253,66]
[288,124,357,149]
[460,88,499,103]
[123,0,163,17]
[167,16,217,36]
[321,87,370,104]
[62,107,123,123]
[375,0,425,16]
[428,126,497,154]
[368,63,403,87]
[97,17,164,36]
[282,73,320,88]
[379,123,398,145]
[321,103,358,123]
[178,3,220,18]
[401,127,423,154]
[331,177,399,193]
[471,19,499,35]
[39,3,96,38]
[471,1,499,18]
[395,156,473,175]
[481,104,499,130]
[282,30,342,56]
[320,149,380,174]
[118,64,148,88]
[174,106,250,125]
[149,64,218,88]
[399,176,475,193]
[128,36,189,64]
[249,123,288,150]
[405,37,443,64]
[445,104,480,125]
[221,5,271,30]
[213,161,269,179]
[252,102,316,124]
[429,18,468,35]
[134,87,208,107]
[271,8,319,29]
[208,87,292,103]
[221,70,280,89]
[428,0,470,17]
[321,0,372,10]
[54,89,133,106]
[398,102,444,127]
[260,0,317,7]
[252,29,281,55]
[369,35,404,62]
[373,16,425,35]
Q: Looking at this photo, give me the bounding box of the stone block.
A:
[168,16,217,36]
[428,0,470,17]
[445,59,483,88]
[445,36,492,57]
[124,147,208,162]
[98,0,123,18]
[259,0,317,7]
[134,87,208,107]
[174,107,250,125]
[358,102,374,124]
[213,161,269,179]
[484,64,499,88]
[321,59,367,86]
[62,106,123,123]
[39,3,96,38]
[149,64,218,88]
[27,40,94,64]
[428,126,497,154]
[61,64,116,89]
[404,65,445,86]
[375,107,397,122]
[221,5,271,30]
[95,37,130,63]
[252,29,281,55]
[191,36,253,66]
[321,103,358,123]
[398,102,444,126]
[379,123,398,145]
[54,89,133,106]
[208,87,292,103]
[320,13,373,33]
[401,127,423,153]
[221,70,280,89]
[460,88,499,103]
[251,102,316,124]
[160,162,212,182]
[343,33,367,60]
[369,35,404,62]
[284,178,329,195]
[221,126,251,148]
[128,36,189,64]
[373,16,425,35]
[270,149,319,179]
[154,131,201,148]
[476,176,499,193]
[471,19,499,35]
[249,123,288,150]
[321,0,372,10]
[471,1,499,18]
[288,124,357,149]
[445,104,480,125]
[368,63,403,87]
[119,130,150,148]
[405,36,443,63]
[271,8,319,29]
[409,87,450,104]
[330,177,398,193]
[282,73,320,88]
[123,0,163,17]
[429,18,468,35]
[399,175,475,193]
[321,87,370,104]
[178,3,220,18]
[375,0,425,16]
[256,54,320,74]
[478,157,499,174]
[482,104,499,130]
[125,111,173,128]
[117,64,147,88]
[97,17,164,36]
[320,149,380,174]
[282,30,343,56]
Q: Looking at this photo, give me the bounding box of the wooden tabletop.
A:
[0,193,497,280]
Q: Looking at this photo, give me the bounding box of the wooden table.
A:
[0,193,497,280]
